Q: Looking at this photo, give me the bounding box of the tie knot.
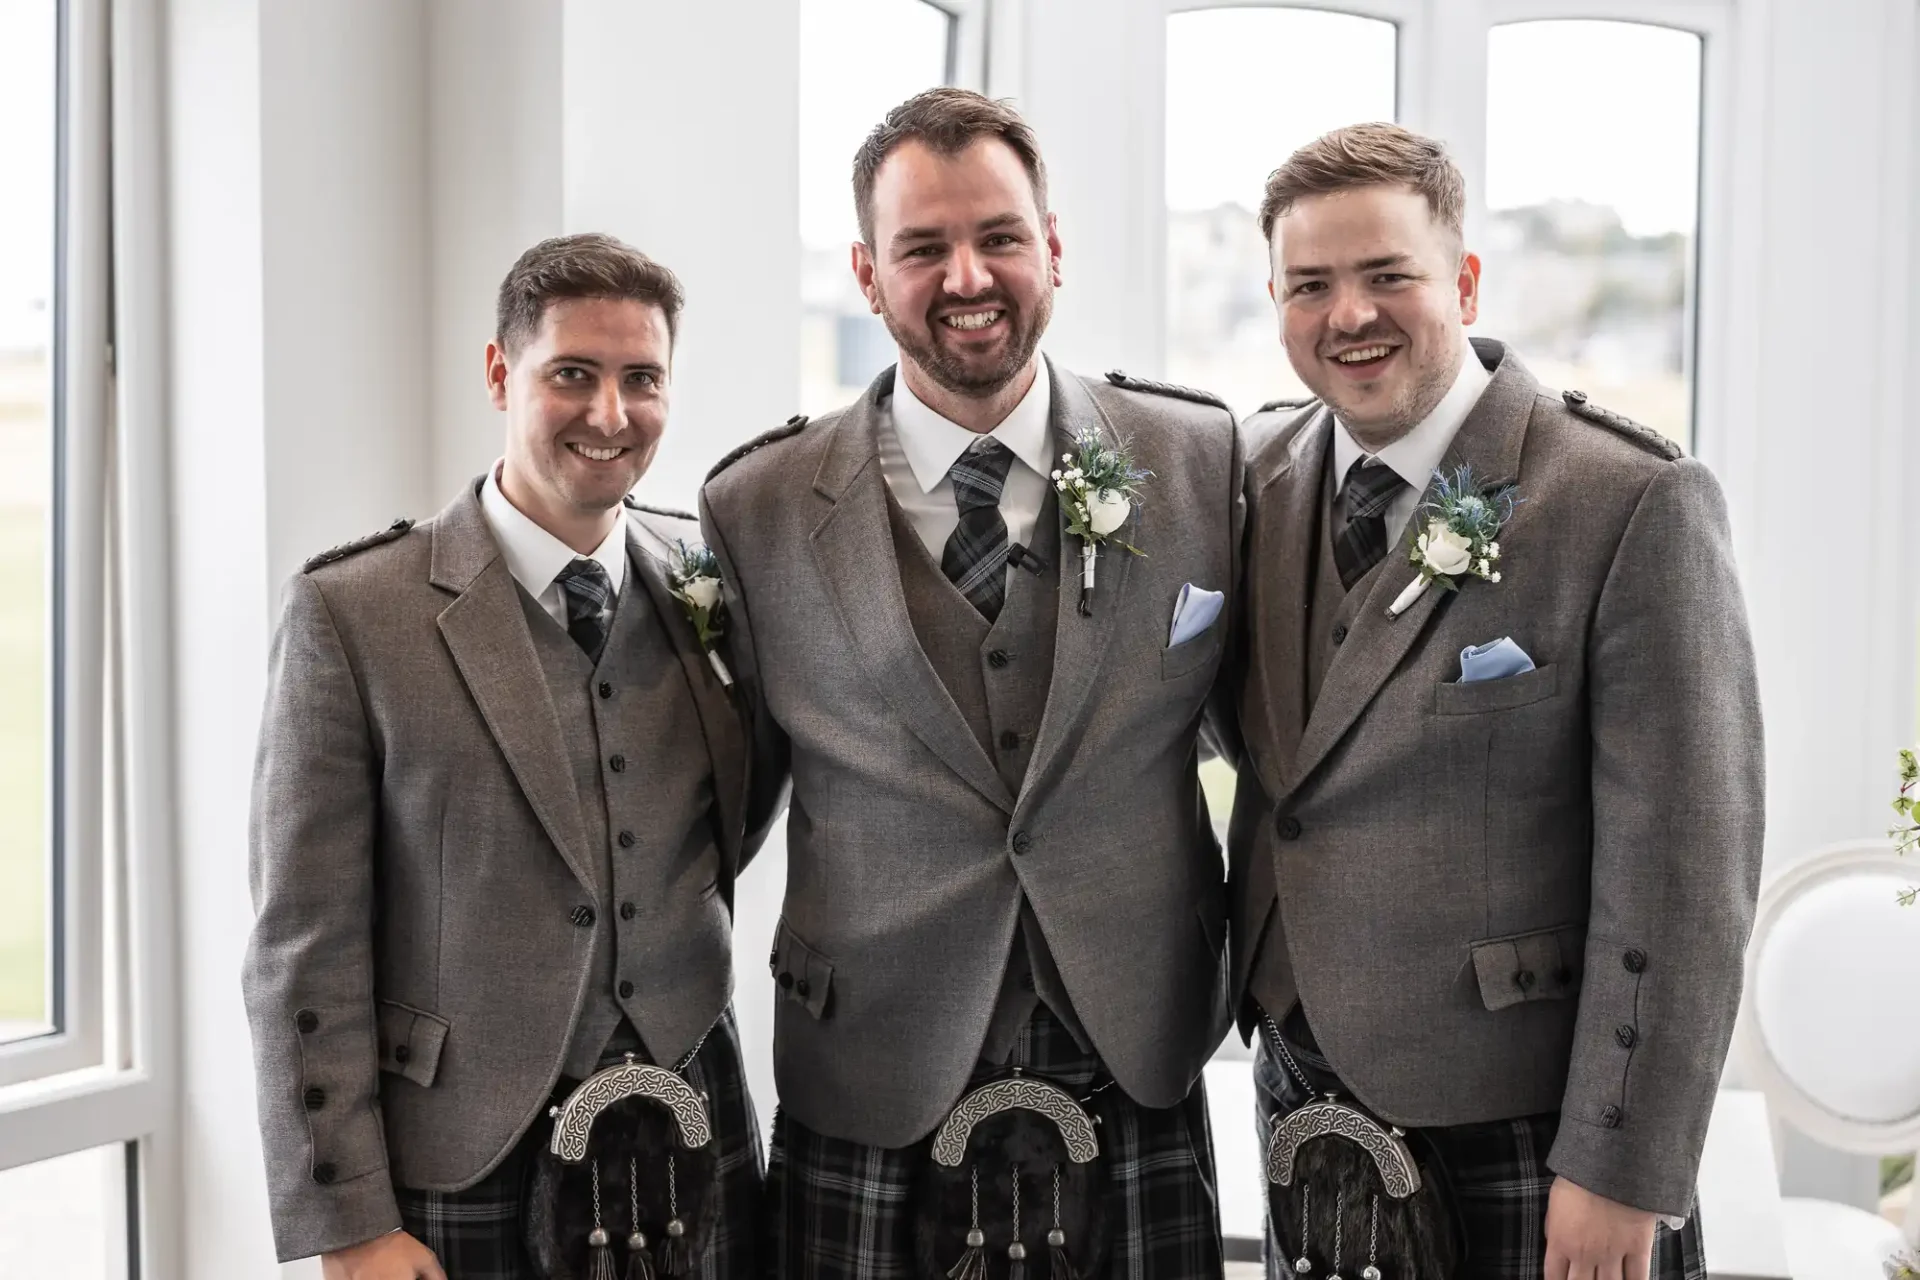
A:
[1342,457,1408,521]
[948,436,1016,514]
[555,557,612,620]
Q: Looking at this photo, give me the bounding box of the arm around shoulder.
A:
[244,572,402,1259]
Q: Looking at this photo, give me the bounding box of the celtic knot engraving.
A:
[1264,1099,1422,1199]
[547,1061,713,1164]
[930,1077,1100,1168]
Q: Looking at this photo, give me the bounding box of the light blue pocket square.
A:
[1459,637,1536,683]
[1168,583,1225,647]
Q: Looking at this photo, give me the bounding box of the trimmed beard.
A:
[876,285,1053,400]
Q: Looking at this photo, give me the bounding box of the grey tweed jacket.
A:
[1229,339,1764,1218]
[701,360,1244,1147]
[242,483,755,1260]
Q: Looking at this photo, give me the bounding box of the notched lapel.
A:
[432,500,597,894]
[628,529,749,872]
[809,379,1015,815]
[1289,341,1536,791]
[1245,408,1329,793]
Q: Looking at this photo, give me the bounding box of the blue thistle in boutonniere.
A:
[1387,464,1521,618]
[666,539,733,687]
[1052,426,1151,616]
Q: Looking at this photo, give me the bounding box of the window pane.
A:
[0,1144,129,1278]
[1166,7,1397,417]
[799,0,953,413]
[1483,21,1702,446]
[0,0,57,1047]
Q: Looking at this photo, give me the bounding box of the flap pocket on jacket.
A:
[377,999,450,1087]
[1434,663,1559,716]
[1162,622,1226,681]
[770,918,834,1019]
[1469,923,1586,1011]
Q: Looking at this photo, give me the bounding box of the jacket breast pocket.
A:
[770,917,834,1019]
[1469,923,1586,1011]
[1161,621,1225,681]
[1434,663,1559,716]
[376,999,450,1087]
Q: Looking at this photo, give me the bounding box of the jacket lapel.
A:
[627,523,749,875]
[1243,406,1330,795]
[1021,361,1136,804]
[431,482,597,893]
[1286,340,1537,795]
[809,369,1016,815]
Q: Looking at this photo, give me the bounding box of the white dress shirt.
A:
[480,460,631,628]
[1330,339,1492,543]
[878,358,1055,558]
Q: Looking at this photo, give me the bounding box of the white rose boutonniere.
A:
[1387,464,1521,618]
[1053,426,1151,616]
[666,539,734,687]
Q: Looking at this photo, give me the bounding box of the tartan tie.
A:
[554,557,614,661]
[940,436,1017,622]
[1332,456,1410,591]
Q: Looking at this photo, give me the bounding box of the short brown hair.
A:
[1258,123,1465,244]
[494,233,686,357]
[852,88,1048,245]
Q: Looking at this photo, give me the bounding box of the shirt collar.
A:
[480,460,628,599]
[1331,337,1492,493]
[890,357,1055,493]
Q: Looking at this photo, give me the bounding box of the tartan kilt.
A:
[765,1007,1225,1280]
[1251,1032,1706,1280]
[396,1007,764,1280]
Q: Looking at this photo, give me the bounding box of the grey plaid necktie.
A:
[1332,456,1410,591]
[940,436,1017,622]
[554,557,614,661]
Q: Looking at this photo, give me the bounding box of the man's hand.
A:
[1544,1176,1658,1280]
[321,1231,447,1280]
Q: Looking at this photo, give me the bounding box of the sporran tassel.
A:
[625,1158,656,1280]
[659,1155,695,1277]
[1006,1164,1026,1280]
[1047,1166,1080,1280]
[588,1162,619,1280]
[946,1165,989,1280]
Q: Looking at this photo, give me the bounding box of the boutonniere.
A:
[1052,426,1151,616]
[665,539,734,687]
[1387,464,1520,619]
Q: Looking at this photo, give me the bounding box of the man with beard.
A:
[246,235,766,1279]
[1229,124,1761,1279]
[701,88,1241,1277]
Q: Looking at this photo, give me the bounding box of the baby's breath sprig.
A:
[1051,426,1151,616]
[1892,748,1918,905]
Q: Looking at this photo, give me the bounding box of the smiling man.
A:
[245,234,766,1280]
[1228,125,1763,1280]
[702,89,1242,1277]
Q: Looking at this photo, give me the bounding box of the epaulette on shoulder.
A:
[706,413,810,484]
[1256,396,1318,415]
[302,518,413,573]
[1561,390,1682,461]
[622,496,697,521]
[1104,370,1230,413]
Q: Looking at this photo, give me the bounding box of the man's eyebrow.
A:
[547,353,603,367]
[1283,253,1415,278]
[545,355,666,374]
[890,212,1029,250]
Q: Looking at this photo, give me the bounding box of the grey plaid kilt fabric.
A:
[765,1007,1225,1279]
[1252,1027,1706,1280]
[396,1007,763,1280]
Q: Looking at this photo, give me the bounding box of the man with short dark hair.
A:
[703,86,1241,1279]
[245,233,767,1280]
[1230,122,1762,1280]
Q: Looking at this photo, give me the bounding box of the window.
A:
[798,0,965,414]
[0,0,58,1055]
[1165,7,1397,418]
[0,1143,132,1278]
[1482,20,1703,448]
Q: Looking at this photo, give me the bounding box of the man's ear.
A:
[1046,211,1063,288]
[1457,251,1482,326]
[485,340,511,410]
[852,240,882,316]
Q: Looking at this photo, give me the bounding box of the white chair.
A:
[1735,839,1920,1279]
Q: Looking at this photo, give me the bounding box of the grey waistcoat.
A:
[520,552,733,1080]
[887,491,1088,1061]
